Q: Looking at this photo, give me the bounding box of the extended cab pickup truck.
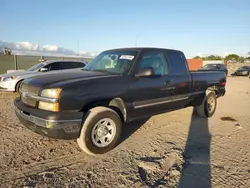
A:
[14,48,226,155]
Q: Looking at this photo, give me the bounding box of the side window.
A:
[60,62,76,70]
[73,62,85,68]
[137,51,169,75]
[44,62,61,71]
[166,51,188,74]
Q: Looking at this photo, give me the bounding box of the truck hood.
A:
[23,69,118,88]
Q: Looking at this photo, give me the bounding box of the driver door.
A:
[129,50,174,120]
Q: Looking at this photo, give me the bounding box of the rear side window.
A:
[73,62,85,68]
[60,62,82,69]
[166,51,188,74]
[44,62,61,70]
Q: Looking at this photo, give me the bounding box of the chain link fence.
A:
[0,55,93,74]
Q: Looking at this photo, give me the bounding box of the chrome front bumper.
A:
[15,106,82,139]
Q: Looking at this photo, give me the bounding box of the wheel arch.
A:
[15,79,24,92]
[81,97,127,122]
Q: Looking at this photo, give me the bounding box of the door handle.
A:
[165,81,173,86]
[164,80,175,90]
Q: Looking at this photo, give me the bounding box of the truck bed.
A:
[190,70,226,96]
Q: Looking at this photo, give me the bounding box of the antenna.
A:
[135,33,142,47]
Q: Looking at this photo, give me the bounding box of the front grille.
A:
[20,83,40,107]
[21,83,40,95]
[21,95,37,107]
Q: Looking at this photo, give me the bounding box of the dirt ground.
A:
[0,76,249,188]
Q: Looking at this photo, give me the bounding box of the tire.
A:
[15,80,23,93]
[195,91,217,118]
[77,106,122,155]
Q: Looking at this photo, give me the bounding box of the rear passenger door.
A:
[165,50,192,108]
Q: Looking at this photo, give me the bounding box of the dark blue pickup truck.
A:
[14,47,226,155]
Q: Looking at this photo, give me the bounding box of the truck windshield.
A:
[27,63,45,71]
[83,50,138,74]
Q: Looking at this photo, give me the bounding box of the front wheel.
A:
[195,91,217,118]
[77,106,122,155]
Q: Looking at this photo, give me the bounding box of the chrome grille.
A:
[21,95,37,107]
[20,83,40,107]
[21,83,40,95]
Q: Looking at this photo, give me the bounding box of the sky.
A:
[1,0,250,57]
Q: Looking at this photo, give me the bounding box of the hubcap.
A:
[207,97,215,113]
[91,118,116,148]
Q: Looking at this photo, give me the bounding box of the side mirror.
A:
[39,68,49,72]
[136,67,154,77]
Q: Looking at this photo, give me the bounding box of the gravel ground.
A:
[0,76,249,188]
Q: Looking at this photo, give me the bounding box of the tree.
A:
[4,48,12,55]
[224,54,240,61]
[238,56,245,63]
[205,55,223,60]
[196,55,223,61]
[193,56,201,59]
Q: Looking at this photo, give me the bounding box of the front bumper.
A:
[14,98,83,139]
[0,80,16,91]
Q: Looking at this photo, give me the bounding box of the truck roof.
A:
[103,47,183,53]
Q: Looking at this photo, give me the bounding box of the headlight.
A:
[39,88,62,112]
[3,76,16,81]
[38,101,59,112]
[41,88,62,98]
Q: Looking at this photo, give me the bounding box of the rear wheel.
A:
[195,91,217,118]
[77,106,122,155]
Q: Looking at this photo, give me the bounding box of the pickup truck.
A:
[14,47,226,155]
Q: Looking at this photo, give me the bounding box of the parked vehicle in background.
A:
[197,63,228,76]
[231,66,250,76]
[14,47,226,155]
[0,60,86,92]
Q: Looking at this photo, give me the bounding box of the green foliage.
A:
[224,54,240,61]
[203,55,223,60]
[193,53,250,63]
[238,56,245,63]
[193,55,223,60]
[193,56,201,59]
